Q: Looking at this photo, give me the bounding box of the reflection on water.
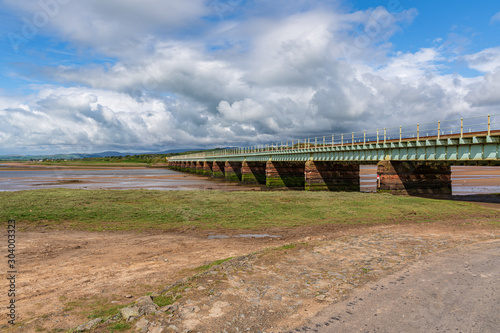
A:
[0,164,499,195]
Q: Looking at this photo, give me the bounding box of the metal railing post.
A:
[332,135,334,147]
[417,124,419,141]
[488,114,491,136]
[438,121,441,140]
[376,129,379,144]
[384,128,386,144]
[460,118,463,138]
[364,130,366,144]
[352,132,354,147]
[399,126,402,142]
[341,133,343,147]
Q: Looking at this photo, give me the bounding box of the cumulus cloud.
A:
[464,47,500,72]
[3,0,208,56]
[0,2,499,154]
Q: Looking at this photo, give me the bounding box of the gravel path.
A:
[117,226,498,333]
[297,239,500,333]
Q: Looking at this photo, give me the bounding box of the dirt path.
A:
[2,228,289,331]
[2,222,499,332]
[303,239,500,333]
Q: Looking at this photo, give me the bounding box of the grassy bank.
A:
[1,189,497,231]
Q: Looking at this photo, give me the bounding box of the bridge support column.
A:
[187,161,196,173]
[377,161,452,195]
[305,161,360,191]
[241,161,267,184]
[212,161,225,179]
[266,161,305,189]
[179,162,188,172]
[196,161,204,175]
[225,162,243,181]
[203,161,213,176]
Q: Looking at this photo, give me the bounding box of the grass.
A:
[1,189,498,231]
[64,297,127,320]
[153,294,180,307]
[276,244,296,251]
[108,323,131,331]
[195,257,234,272]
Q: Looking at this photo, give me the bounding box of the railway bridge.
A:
[167,115,500,195]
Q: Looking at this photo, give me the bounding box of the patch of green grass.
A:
[153,294,180,307]
[1,189,497,231]
[276,244,296,251]
[64,297,126,320]
[195,257,234,272]
[108,323,131,331]
[88,303,126,319]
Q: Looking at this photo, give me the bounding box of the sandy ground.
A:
[1,222,499,332]
[304,239,500,332]
[0,228,290,330]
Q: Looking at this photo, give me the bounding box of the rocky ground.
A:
[4,219,499,333]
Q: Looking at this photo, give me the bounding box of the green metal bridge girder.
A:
[170,136,500,165]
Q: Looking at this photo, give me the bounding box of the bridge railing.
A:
[170,114,500,160]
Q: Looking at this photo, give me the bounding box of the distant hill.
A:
[0,149,198,161]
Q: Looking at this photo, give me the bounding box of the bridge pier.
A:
[212,161,225,179]
[377,161,452,195]
[241,161,267,184]
[188,161,197,173]
[305,161,360,191]
[195,161,205,175]
[203,161,213,176]
[225,161,243,181]
[266,161,305,189]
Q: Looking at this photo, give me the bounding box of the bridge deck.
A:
[170,130,500,165]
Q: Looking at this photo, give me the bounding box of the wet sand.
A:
[0,163,262,192]
[0,163,499,195]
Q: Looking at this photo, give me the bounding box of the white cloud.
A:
[464,47,500,73]
[491,11,500,24]
[3,0,208,57]
[0,3,499,154]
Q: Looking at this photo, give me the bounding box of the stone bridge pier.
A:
[188,161,197,173]
[377,161,452,195]
[212,161,225,179]
[266,161,306,189]
[305,161,360,191]
[196,161,204,175]
[225,162,243,181]
[241,161,267,185]
[203,161,213,176]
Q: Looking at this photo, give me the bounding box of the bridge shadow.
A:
[245,163,266,185]
[315,165,360,192]
[450,193,500,204]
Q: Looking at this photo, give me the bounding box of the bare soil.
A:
[2,221,499,332]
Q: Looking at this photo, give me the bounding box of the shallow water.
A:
[0,164,499,195]
[0,166,259,192]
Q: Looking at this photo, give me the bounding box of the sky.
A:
[0,0,500,155]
